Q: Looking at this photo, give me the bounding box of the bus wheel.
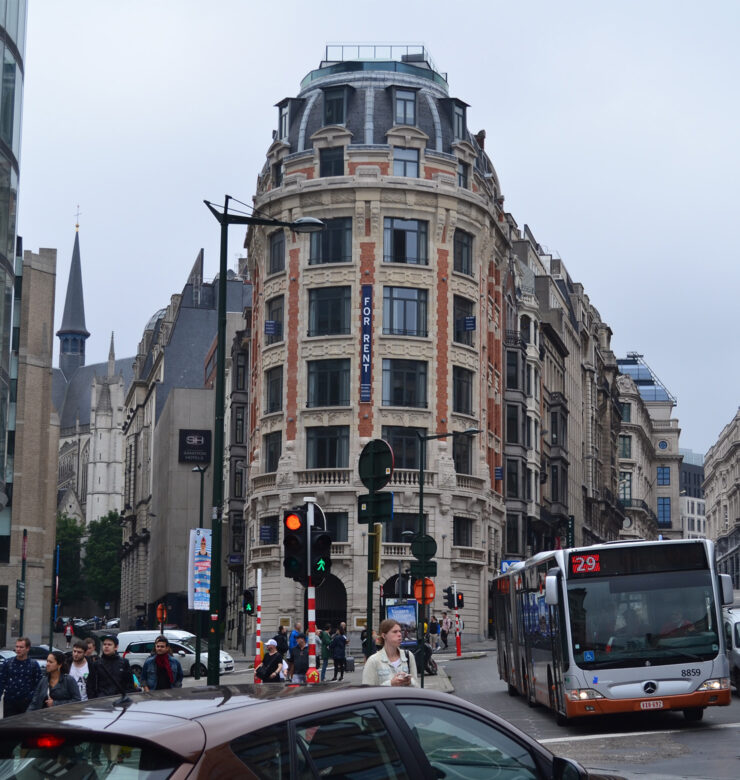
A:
[555,711,570,727]
[507,683,518,697]
[683,708,704,722]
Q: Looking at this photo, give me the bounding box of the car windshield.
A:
[0,735,178,778]
[568,569,721,669]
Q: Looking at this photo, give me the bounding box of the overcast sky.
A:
[18,0,740,454]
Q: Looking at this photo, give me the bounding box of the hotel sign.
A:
[360,285,372,402]
[179,429,212,463]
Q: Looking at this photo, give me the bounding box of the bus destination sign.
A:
[571,553,600,575]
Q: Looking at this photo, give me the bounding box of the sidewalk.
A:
[184,638,497,691]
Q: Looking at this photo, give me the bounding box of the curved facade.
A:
[243,49,508,638]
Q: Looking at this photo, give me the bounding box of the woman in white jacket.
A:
[362,619,418,687]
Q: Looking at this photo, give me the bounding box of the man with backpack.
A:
[88,635,135,698]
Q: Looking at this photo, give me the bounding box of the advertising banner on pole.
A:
[188,528,212,610]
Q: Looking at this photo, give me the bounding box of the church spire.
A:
[57,226,90,379]
[108,332,115,377]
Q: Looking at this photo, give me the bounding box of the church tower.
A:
[56,226,90,379]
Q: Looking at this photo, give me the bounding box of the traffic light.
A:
[243,588,255,615]
[283,507,308,583]
[444,586,455,609]
[456,592,464,610]
[310,527,332,585]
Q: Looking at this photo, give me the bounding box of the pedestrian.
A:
[0,637,42,717]
[319,625,332,682]
[440,612,451,650]
[362,619,418,687]
[64,620,74,649]
[68,640,91,701]
[141,636,183,691]
[287,633,309,683]
[330,628,347,681]
[83,636,98,660]
[360,627,377,659]
[28,651,81,710]
[273,625,289,656]
[288,621,302,650]
[254,639,283,683]
[88,635,134,698]
[429,615,441,651]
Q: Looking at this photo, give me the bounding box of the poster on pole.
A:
[387,603,417,642]
[188,528,212,610]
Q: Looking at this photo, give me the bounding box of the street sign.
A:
[358,439,394,493]
[501,560,520,573]
[358,492,394,524]
[410,533,437,561]
[15,580,25,610]
[409,560,437,577]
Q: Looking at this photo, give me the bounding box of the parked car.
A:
[0,649,15,666]
[0,684,623,778]
[115,629,196,654]
[105,617,120,629]
[723,605,740,694]
[28,644,63,671]
[122,638,234,677]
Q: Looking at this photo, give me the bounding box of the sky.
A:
[18,0,740,454]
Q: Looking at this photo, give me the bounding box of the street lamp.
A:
[204,195,324,685]
[415,426,481,687]
[191,465,208,680]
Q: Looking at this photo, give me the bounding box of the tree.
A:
[83,511,122,610]
[56,512,86,604]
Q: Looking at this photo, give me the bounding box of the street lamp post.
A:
[415,427,481,687]
[203,196,323,685]
[192,465,208,680]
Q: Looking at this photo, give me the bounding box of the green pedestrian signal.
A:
[310,528,332,585]
[243,587,255,615]
[316,558,326,572]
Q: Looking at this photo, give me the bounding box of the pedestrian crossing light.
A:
[243,588,255,615]
[310,527,332,585]
[456,592,465,609]
[444,586,455,609]
[283,507,308,583]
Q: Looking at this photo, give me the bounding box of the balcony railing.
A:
[382,543,412,558]
[451,546,486,564]
[390,469,435,488]
[250,544,281,563]
[456,474,485,491]
[297,469,352,486]
[331,542,351,558]
[252,474,276,491]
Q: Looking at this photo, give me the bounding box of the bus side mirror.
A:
[719,573,733,606]
[545,575,559,605]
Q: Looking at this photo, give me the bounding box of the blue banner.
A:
[360,285,373,402]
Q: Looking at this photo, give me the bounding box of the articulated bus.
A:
[492,539,734,724]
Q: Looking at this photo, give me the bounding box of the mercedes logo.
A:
[643,681,658,695]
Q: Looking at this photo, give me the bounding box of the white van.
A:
[115,630,195,655]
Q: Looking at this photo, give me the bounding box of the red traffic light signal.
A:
[456,592,464,609]
[283,507,308,583]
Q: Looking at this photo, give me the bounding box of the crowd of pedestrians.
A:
[0,632,185,718]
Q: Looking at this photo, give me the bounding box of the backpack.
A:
[274,633,288,655]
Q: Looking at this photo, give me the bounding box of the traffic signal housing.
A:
[456,591,464,610]
[368,523,382,581]
[243,588,255,615]
[444,586,455,610]
[310,527,332,585]
[283,507,308,583]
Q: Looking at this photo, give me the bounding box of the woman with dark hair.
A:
[29,651,81,709]
[361,619,418,687]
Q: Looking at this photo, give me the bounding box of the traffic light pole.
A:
[454,581,462,656]
[305,498,317,671]
[417,436,427,689]
[254,568,262,683]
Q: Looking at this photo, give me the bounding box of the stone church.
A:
[51,228,134,525]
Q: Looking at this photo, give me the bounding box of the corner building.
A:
[243,47,508,639]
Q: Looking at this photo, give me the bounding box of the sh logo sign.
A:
[179,429,212,463]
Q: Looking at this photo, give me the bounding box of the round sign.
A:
[413,577,436,605]
[358,439,394,493]
[410,533,437,561]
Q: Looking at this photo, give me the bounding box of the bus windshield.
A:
[567,569,720,669]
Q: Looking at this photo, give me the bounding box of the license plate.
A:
[640,700,663,710]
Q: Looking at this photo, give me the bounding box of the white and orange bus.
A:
[492,539,733,724]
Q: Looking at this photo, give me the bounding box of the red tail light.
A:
[24,734,66,749]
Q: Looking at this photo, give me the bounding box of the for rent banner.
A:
[188,528,212,611]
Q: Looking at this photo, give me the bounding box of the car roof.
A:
[0,684,548,762]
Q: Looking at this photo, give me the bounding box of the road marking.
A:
[539,721,740,744]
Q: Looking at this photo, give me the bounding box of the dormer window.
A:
[324,88,347,125]
[279,104,290,139]
[453,103,466,141]
[395,89,417,125]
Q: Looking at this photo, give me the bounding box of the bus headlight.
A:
[566,688,605,701]
[697,678,730,691]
